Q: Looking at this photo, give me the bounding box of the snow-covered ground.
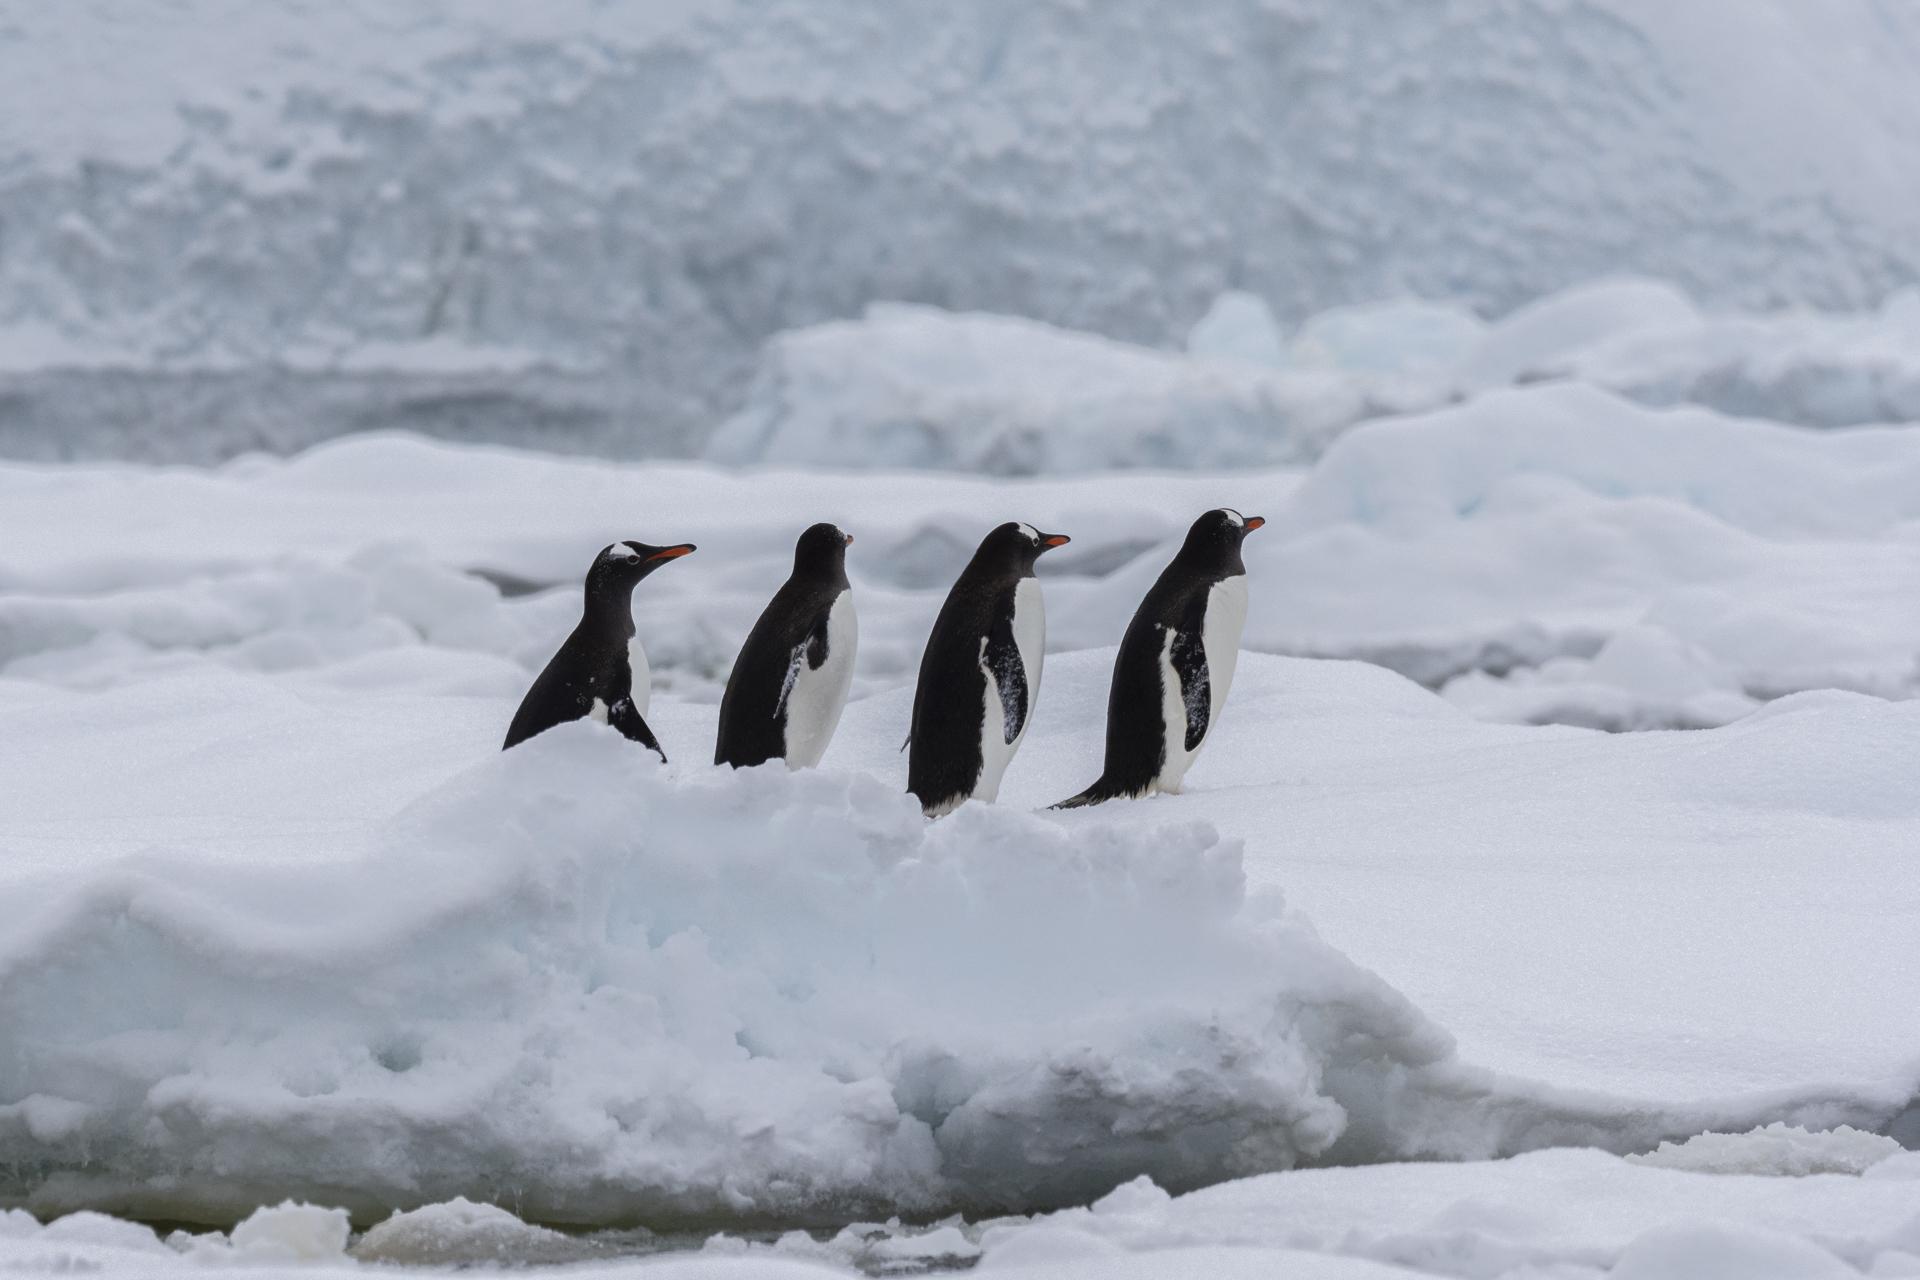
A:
[7,6,1920,1273]
[5,383,1920,1274]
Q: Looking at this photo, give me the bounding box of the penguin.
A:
[502,539,696,757]
[715,522,857,769]
[1055,508,1264,808]
[906,522,1070,816]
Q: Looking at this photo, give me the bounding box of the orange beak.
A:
[647,544,696,561]
[1043,534,1071,547]
[1245,516,1266,531]
[844,532,854,545]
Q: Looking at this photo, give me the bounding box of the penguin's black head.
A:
[793,522,854,581]
[1177,508,1264,573]
[974,521,1071,577]
[586,539,697,596]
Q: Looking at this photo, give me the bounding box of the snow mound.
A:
[1460,278,1701,387]
[352,1197,573,1266]
[1471,281,1920,430]
[1627,1124,1904,1178]
[706,304,1424,474]
[1186,292,1288,367]
[0,725,1450,1225]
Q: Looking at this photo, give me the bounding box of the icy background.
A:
[4,0,1920,460]
[7,3,1920,1278]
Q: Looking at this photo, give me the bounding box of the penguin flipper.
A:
[983,615,1029,745]
[773,615,833,719]
[609,697,668,762]
[1169,621,1211,751]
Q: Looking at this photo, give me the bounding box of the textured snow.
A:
[964,1150,1920,1278]
[706,303,1434,474]
[1626,1124,1904,1178]
[4,427,1920,1268]
[0,723,1454,1224]
[6,2,1920,459]
[11,378,1920,728]
[711,280,1920,475]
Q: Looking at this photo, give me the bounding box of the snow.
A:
[1627,1125,1905,1179]
[7,417,1920,1265]
[6,2,1920,459]
[962,1150,1920,1278]
[709,279,1920,477]
[705,303,1408,474]
[0,716,1455,1224]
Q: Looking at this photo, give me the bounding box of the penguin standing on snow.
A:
[1055,508,1263,808]
[907,522,1070,816]
[715,522,857,769]
[502,539,696,757]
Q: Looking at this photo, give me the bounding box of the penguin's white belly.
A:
[627,634,651,717]
[974,577,1045,803]
[1203,573,1248,722]
[1151,573,1248,795]
[782,591,857,768]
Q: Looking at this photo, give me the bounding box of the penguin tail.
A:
[1050,777,1129,810]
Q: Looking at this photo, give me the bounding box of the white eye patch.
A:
[604,544,641,562]
[1222,509,1245,527]
[1015,522,1040,542]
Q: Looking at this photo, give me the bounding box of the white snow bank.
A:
[706,304,1431,474]
[705,277,1920,476]
[15,375,1920,731]
[970,1149,1920,1278]
[1467,280,1920,430]
[1627,1124,1903,1178]
[1243,382,1920,722]
[0,724,1449,1225]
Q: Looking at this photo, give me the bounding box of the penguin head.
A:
[1177,508,1265,574]
[587,539,697,596]
[793,522,854,581]
[974,521,1071,577]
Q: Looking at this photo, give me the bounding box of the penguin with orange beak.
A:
[503,539,696,757]
[1056,508,1263,807]
[907,522,1070,816]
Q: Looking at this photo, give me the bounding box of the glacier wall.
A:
[3,0,1920,459]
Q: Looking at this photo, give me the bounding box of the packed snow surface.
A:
[7,1148,1920,1278]
[5,385,1920,1255]
[6,2,1920,456]
[1626,1124,1904,1178]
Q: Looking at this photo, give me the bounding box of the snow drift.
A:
[5,1,1920,458]
[0,726,1450,1225]
[709,281,1920,475]
[705,304,1434,474]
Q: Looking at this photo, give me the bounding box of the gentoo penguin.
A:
[907,522,1070,816]
[1055,508,1263,808]
[715,523,857,769]
[502,539,696,757]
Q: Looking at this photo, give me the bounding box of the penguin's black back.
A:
[907,523,1056,813]
[716,524,851,768]
[502,541,689,759]
[503,617,634,749]
[906,573,1014,811]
